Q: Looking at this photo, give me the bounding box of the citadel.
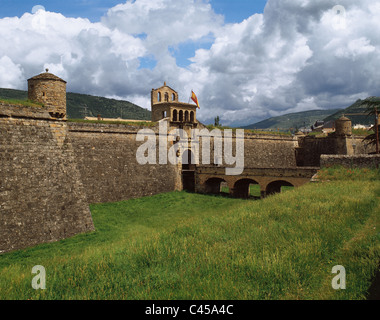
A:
[0,70,378,253]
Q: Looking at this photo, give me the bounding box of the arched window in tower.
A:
[190,111,195,123]
[158,92,162,102]
[185,111,189,122]
[172,93,176,101]
[162,111,167,118]
[173,109,178,122]
[179,110,184,122]
[165,92,169,102]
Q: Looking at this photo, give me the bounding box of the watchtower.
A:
[335,116,352,136]
[151,82,198,126]
[28,69,67,119]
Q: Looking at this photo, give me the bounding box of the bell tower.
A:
[151,82,198,127]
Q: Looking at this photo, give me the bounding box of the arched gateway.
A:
[182,149,196,192]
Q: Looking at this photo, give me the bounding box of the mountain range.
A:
[242,109,341,131]
[324,97,379,126]
[0,88,151,121]
[243,97,379,130]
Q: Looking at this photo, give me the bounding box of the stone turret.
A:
[28,69,67,119]
[335,116,352,136]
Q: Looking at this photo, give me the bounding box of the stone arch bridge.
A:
[192,166,319,198]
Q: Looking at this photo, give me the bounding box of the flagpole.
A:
[188,89,192,104]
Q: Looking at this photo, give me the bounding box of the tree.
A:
[214,116,221,127]
[361,99,380,154]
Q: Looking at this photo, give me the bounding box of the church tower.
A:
[151,82,198,127]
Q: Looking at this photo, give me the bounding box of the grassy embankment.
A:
[206,124,293,136]
[67,118,157,127]
[0,167,379,300]
[0,98,43,108]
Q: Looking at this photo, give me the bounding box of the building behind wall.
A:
[296,116,374,166]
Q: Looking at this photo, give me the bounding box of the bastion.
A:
[0,71,94,253]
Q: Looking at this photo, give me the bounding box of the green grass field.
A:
[0,168,379,300]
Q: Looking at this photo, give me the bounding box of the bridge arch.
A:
[204,177,228,195]
[233,178,260,199]
[266,180,294,196]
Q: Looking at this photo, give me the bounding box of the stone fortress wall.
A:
[295,116,375,167]
[321,154,380,169]
[68,125,299,204]
[0,102,94,253]
[68,122,182,204]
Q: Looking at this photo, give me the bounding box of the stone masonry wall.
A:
[320,154,380,169]
[296,135,375,167]
[0,103,94,253]
[199,131,298,169]
[243,134,297,168]
[68,122,182,204]
[296,136,338,167]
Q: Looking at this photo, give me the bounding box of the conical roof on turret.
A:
[337,115,351,121]
[28,69,66,83]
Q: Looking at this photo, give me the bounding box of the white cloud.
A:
[333,38,376,59]
[0,56,24,89]
[189,0,380,126]
[0,0,379,126]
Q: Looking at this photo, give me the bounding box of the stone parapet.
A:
[0,102,52,120]
[320,154,380,169]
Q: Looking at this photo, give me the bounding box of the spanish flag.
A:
[191,91,200,109]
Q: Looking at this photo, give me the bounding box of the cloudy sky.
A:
[0,0,379,126]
